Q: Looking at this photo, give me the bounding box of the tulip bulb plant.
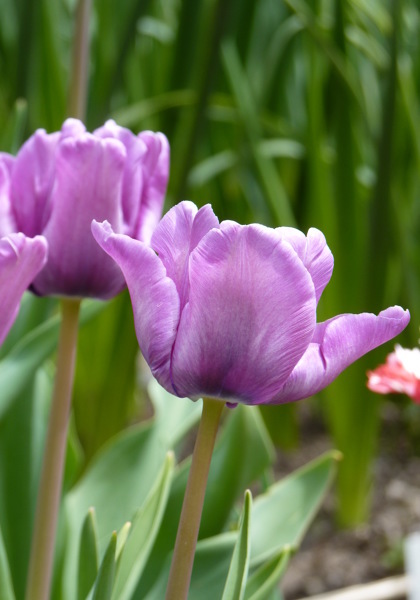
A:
[0,193,409,600]
[0,119,169,299]
[0,118,169,600]
[93,200,410,599]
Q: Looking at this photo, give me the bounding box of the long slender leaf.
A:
[222,490,252,600]
[244,548,292,600]
[111,452,174,600]
[0,525,15,600]
[91,533,117,600]
[77,508,99,600]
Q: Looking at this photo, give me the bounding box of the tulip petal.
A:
[91,220,180,390]
[10,129,60,237]
[32,135,127,298]
[151,201,219,310]
[272,306,411,404]
[60,118,87,138]
[171,223,317,404]
[0,155,16,236]
[94,120,148,234]
[277,227,334,303]
[135,131,170,243]
[0,233,47,344]
[94,122,169,243]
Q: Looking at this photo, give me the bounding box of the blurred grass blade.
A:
[221,490,252,600]
[0,98,27,153]
[111,90,196,128]
[169,0,231,202]
[221,39,295,226]
[284,0,363,110]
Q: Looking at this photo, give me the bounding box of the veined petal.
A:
[272,306,410,404]
[135,131,170,243]
[0,233,48,344]
[94,120,149,235]
[94,123,169,243]
[277,227,333,303]
[0,155,16,236]
[10,129,60,236]
[171,222,317,404]
[32,135,126,298]
[92,220,180,390]
[151,201,219,310]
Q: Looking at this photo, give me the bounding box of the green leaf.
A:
[77,508,99,600]
[73,293,140,462]
[115,522,131,562]
[111,452,174,600]
[144,533,237,600]
[250,451,340,564]
[92,532,117,600]
[0,300,103,420]
[222,490,252,600]
[0,524,15,600]
[146,451,338,600]
[141,404,273,596]
[244,548,292,600]
[0,368,51,600]
[149,380,202,448]
[0,315,59,420]
[62,420,167,600]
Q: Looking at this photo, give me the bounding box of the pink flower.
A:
[367,345,420,403]
[0,119,169,299]
[92,201,410,406]
[0,233,47,345]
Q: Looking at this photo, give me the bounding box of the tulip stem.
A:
[25,299,81,600]
[68,0,92,119]
[165,397,225,600]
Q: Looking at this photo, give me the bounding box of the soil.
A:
[277,402,420,599]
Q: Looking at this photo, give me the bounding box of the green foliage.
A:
[144,450,338,599]
[221,490,252,600]
[91,532,117,600]
[0,524,15,600]
[77,508,99,600]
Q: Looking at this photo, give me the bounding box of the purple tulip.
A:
[92,201,410,406]
[0,233,48,345]
[0,119,169,299]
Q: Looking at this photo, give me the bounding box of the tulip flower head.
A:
[367,344,420,403]
[0,119,169,299]
[0,233,47,345]
[93,201,410,406]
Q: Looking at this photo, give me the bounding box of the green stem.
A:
[67,0,92,119]
[25,299,80,600]
[165,397,225,600]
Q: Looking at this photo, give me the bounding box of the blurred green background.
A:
[1,0,419,527]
